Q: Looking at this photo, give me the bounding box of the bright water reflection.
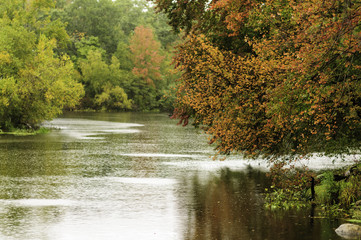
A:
[0,112,347,239]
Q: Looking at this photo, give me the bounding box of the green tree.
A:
[95,84,132,111]
[64,0,124,55]
[73,36,105,64]
[79,50,132,110]
[113,0,148,36]
[79,50,109,98]
[16,36,84,127]
[113,39,133,71]
[0,0,84,130]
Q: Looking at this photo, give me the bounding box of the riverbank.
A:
[265,162,361,222]
[0,127,50,136]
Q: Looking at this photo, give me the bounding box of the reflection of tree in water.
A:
[182,167,341,240]
[183,167,268,240]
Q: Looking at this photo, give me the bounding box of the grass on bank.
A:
[0,127,50,136]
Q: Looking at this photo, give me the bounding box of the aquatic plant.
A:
[264,188,307,210]
[265,162,361,220]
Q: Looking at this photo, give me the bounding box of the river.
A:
[0,112,351,239]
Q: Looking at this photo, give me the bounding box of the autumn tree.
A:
[153,0,361,157]
[125,25,167,110]
[130,25,165,86]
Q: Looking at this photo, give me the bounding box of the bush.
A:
[95,85,132,111]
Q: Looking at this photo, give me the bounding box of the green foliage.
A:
[17,37,84,127]
[352,208,361,221]
[314,185,329,205]
[319,203,346,219]
[0,15,36,76]
[319,172,341,205]
[264,162,314,210]
[264,188,307,210]
[316,169,361,209]
[114,41,133,71]
[158,87,177,112]
[348,219,361,224]
[79,50,110,97]
[63,0,176,55]
[0,77,20,130]
[1,0,180,125]
[265,162,361,220]
[64,0,123,55]
[73,36,105,63]
[0,1,84,130]
[79,50,133,110]
[339,176,361,208]
[21,40,81,126]
[126,79,160,111]
[0,127,50,136]
[95,84,132,111]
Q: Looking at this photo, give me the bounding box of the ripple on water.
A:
[0,199,76,207]
[43,118,144,140]
[119,153,201,158]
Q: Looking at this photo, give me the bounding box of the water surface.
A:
[0,112,349,239]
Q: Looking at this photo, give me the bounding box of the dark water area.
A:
[0,112,347,239]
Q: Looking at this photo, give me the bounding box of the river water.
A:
[0,112,352,240]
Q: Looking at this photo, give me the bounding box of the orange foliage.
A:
[174,35,281,156]
[210,0,255,36]
[160,0,361,156]
[129,26,165,86]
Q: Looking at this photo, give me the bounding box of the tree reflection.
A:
[181,167,341,240]
[183,167,268,240]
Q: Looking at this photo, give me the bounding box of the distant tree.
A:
[95,84,132,111]
[129,26,165,86]
[79,50,110,98]
[113,0,148,36]
[79,50,132,110]
[73,36,105,62]
[64,0,123,55]
[114,39,133,71]
[55,0,180,112]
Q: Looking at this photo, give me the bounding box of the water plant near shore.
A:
[265,162,361,220]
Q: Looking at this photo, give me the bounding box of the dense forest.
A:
[1,0,360,158]
[0,0,179,131]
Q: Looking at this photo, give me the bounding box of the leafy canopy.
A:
[153,0,361,157]
[0,0,84,130]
